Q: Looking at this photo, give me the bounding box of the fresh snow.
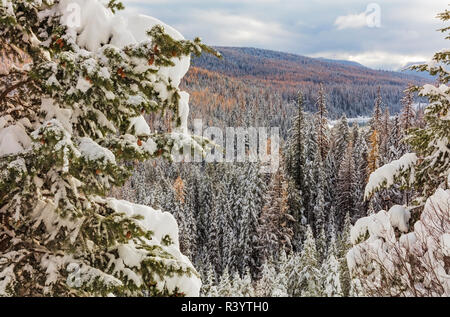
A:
[348,188,450,296]
[106,199,201,296]
[129,115,151,136]
[0,114,32,156]
[365,153,418,199]
[78,137,116,164]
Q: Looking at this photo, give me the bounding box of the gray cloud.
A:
[122,0,448,70]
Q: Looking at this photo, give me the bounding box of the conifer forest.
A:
[0,0,449,299]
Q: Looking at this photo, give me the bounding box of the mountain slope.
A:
[184,47,428,119]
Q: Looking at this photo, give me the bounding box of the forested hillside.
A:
[184,46,428,119]
[0,0,448,299]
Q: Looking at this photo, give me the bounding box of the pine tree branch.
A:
[0,78,31,103]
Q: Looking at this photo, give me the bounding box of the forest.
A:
[0,0,448,298]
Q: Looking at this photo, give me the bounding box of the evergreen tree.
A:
[400,84,416,133]
[236,163,265,275]
[201,264,219,297]
[312,151,326,236]
[299,226,321,297]
[0,0,218,296]
[315,83,329,161]
[240,269,255,297]
[286,91,307,248]
[284,252,303,297]
[230,271,244,297]
[217,267,233,297]
[380,106,391,162]
[255,259,277,297]
[323,151,338,216]
[316,226,327,263]
[369,86,383,135]
[337,141,356,227]
[353,125,369,218]
[271,271,289,297]
[321,236,343,297]
[332,114,350,169]
[304,119,319,224]
[338,212,352,296]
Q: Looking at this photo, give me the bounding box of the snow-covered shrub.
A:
[350,9,450,297]
[348,189,449,296]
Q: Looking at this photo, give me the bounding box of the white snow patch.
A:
[78,137,115,164]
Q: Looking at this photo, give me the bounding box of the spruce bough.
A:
[0,0,219,296]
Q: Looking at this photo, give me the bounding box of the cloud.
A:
[334,12,368,30]
[310,51,428,70]
[334,3,381,30]
[177,10,293,47]
[122,0,449,70]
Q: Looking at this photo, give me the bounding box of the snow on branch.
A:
[365,153,418,200]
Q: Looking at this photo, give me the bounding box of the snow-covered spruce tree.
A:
[369,86,383,136]
[217,266,233,297]
[315,83,329,162]
[255,258,277,297]
[285,91,307,249]
[299,226,322,297]
[200,263,218,297]
[349,9,450,296]
[337,212,352,296]
[0,0,219,296]
[239,269,255,297]
[331,114,350,170]
[400,84,416,135]
[304,119,319,224]
[379,106,391,164]
[353,125,369,219]
[336,140,356,228]
[321,236,343,297]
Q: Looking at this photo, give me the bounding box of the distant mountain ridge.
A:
[315,57,366,68]
[192,46,427,84]
[185,46,429,118]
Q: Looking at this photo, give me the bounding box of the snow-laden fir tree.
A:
[332,114,350,170]
[338,212,352,296]
[239,269,255,297]
[200,263,218,297]
[349,9,450,296]
[352,125,369,219]
[304,119,319,224]
[0,0,219,296]
[337,140,356,228]
[285,91,307,249]
[255,258,277,297]
[299,226,321,297]
[312,149,326,237]
[271,271,289,297]
[379,106,391,163]
[235,163,265,276]
[369,86,383,135]
[217,266,233,297]
[315,83,329,162]
[400,84,416,133]
[321,236,343,297]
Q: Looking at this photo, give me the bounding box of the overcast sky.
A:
[122,0,448,70]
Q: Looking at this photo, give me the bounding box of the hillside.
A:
[183,46,428,121]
